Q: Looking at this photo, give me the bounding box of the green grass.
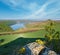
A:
[0,34,20,45]
[0,21,60,46]
[0,30,45,46]
[0,21,60,55]
[0,38,44,55]
[55,22,60,31]
[22,29,45,38]
[0,30,45,55]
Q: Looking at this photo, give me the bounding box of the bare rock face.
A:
[48,51,57,55]
[23,42,57,55]
[27,42,45,55]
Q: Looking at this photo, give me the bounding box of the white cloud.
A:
[22,0,60,20]
[0,0,60,20]
[26,2,39,11]
[0,0,26,10]
[21,0,56,19]
[0,0,39,12]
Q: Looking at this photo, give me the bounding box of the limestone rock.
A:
[18,42,58,55]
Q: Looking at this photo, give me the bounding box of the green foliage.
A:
[0,24,13,32]
[36,39,45,45]
[18,47,26,54]
[45,20,60,53]
[45,20,55,41]
[0,20,17,32]
[23,30,45,38]
[0,39,5,45]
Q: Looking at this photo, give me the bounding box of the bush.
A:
[44,20,60,53]
[36,39,45,45]
[0,39,5,44]
[18,47,26,54]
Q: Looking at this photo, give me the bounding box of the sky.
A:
[0,0,60,20]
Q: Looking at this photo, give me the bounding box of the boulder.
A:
[17,42,58,55]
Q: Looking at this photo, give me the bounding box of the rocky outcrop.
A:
[24,42,57,55]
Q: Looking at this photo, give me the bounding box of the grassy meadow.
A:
[0,30,45,45]
[0,30,45,55]
[0,20,60,55]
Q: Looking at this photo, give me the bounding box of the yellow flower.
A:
[36,39,45,45]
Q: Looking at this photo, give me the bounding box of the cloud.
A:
[22,0,60,20]
[0,0,60,20]
[0,0,39,12]
[0,0,24,7]
[21,0,55,18]
[0,0,26,10]
[22,2,39,12]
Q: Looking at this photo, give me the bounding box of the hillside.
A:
[16,20,60,31]
[0,23,13,32]
[0,20,60,33]
[0,20,17,32]
[0,20,60,55]
[0,20,41,32]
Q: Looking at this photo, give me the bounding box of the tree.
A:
[45,20,60,53]
[45,20,55,42]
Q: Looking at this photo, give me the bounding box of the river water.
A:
[10,23,26,30]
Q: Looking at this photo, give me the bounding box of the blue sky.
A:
[0,0,60,20]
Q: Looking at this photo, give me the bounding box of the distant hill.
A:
[0,23,13,32]
[0,20,16,32]
[0,20,60,32]
[0,20,44,32]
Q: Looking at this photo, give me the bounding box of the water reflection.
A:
[10,23,26,30]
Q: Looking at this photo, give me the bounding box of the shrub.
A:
[36,39,45,45]
[45,20,60,53]
[18,47,26,54]
[0,39,5,45]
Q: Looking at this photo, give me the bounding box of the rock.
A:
[48,51,57,55]
[18,42,58,55]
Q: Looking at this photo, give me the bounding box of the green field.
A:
[0,30,45,45]
[0,30,45,55]
[0,21,60,55]
[55,22,60,31]
[0,22,59,46]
